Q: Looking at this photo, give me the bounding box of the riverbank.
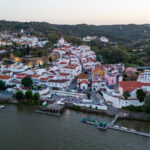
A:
[1,98,150,122]
[65,103,150,122]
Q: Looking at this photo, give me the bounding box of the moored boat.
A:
[81,118,98,126]
[0,105,5,110]
[98,121,107,130]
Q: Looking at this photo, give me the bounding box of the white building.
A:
[137,70,150,83]
[83,36,97,42]
[100,37,109,43]
[60,64,82,77]
[79,81,88,90]
[119,81,150,98]
[48,79,71,89]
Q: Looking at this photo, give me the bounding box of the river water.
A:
[0,105,150,150]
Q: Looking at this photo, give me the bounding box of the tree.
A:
[144,94,150,113]
[37,50,43,57]
[0,80,6,90]
[33,92,40,103]
[49,56,52,62]
[25,90,33,100]
[21,77,33,88]
[48,33,59,44]
[16,90,24,101]
[136,89,146,102]
[64,35,84,46]
[123,91,130,99]
[100,47,130,64]
[87,92,91,99]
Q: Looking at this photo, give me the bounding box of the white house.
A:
[79,81,88,90]
[48,79,71,89]
[137,70,150,83]
[60,64,82,77]
[100,37,109,43]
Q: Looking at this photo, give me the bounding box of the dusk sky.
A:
[0,0,150,25]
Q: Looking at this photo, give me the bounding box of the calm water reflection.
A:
[0,105,150,150]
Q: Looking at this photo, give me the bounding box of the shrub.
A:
[122,105,142,112]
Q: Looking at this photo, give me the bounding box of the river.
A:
[0,105,150,150]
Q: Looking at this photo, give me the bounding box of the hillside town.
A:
[0,30,48,48]
[0,37,150,112]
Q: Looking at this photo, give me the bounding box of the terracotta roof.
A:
[79,81,88,85]
[63,64,77,69]
[93,67,104,73]
[32,75,40,78]
[40,78,49,81]
[50,70,57,75]
[59,62,67,65]
[60,73,70,76]
[15,73,27,76]
[119,81,150,93]
[78,73,88,79]
[49,79,69,83]
[0,75,11,80]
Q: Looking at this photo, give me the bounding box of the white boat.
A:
[0,105,5,110]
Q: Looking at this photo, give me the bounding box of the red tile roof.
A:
[79,81,88,85]
[15,73,27,76]
[32,75,40,78]
[0,75,11,80]
[119,81,150,93]
[40,78,49,81]
[78,73,88,79]
[59,62,67,65]
[60,73,70,76]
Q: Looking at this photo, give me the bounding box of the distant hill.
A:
[0,20,150,42]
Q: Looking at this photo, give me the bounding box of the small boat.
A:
[98,121,108,130]
[81,118,98,126]
[0,105,5,110]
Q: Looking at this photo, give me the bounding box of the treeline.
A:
[16,90,40,105]
[1,20,150,42]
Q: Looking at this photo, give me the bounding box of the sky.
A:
[0,0,150,25]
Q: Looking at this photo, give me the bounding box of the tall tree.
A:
[0,80,6,90]
[16,90,24,101]
[48,33,59,44]
[123,91,130,99]
[33,92,40,103]
[21,77,33,88]
[25,90,33,100]
[136,89,146,102]
[49,56,52,62]
[144,94,150,113]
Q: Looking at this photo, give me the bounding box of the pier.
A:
[108,125,150,137]
[108,112,119,126]
[82,112,150,137]
[37,101,65,116]
[107,112,150,137]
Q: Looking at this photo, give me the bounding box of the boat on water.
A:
[98,121,108,130]
[0,105,5,110]
[81,118,98,126]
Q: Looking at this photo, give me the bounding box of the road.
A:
[91,92,104,105]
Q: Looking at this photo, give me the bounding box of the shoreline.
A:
[1,100,150,122]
